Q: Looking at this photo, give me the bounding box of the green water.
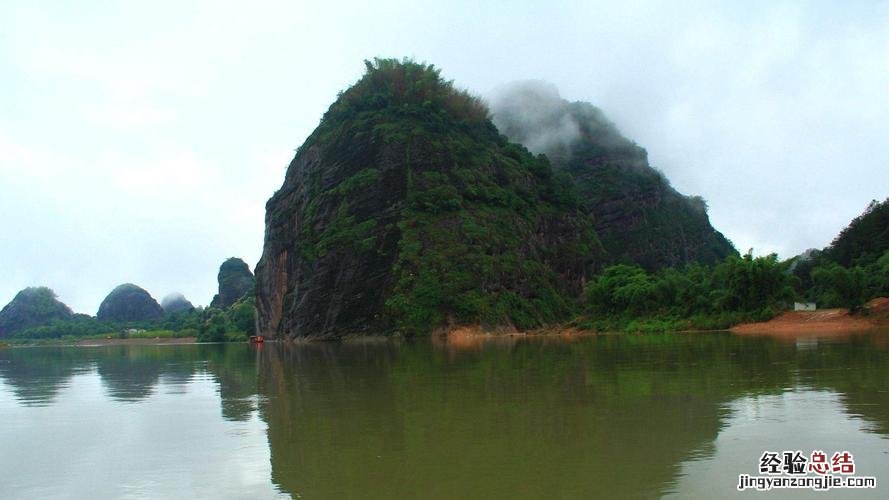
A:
[1,332,888,499]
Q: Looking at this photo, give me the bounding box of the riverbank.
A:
[8,297,888,347]
[7,337,199,347]
[433,297,889,345]
[731,297,889,336]
[73,337,199,347]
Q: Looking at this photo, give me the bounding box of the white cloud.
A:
[106,152,215,196]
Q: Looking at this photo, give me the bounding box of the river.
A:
[1,331,887,499]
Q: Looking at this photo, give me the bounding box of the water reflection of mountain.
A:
[253,336,756,498]
[0,348,94,406]
[794,335,889,435]
[95,347,164,401]
[253,334,889,499]
[205,344,261,421]
[0,345,258,414]
[3,333,889,498]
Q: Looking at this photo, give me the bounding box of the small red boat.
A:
[249,335,265,343]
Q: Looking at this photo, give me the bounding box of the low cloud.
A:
[488,80,580,155]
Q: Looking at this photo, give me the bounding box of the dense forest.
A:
[791,198,889,311]
[580,198,889,332]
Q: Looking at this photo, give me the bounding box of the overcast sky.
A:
[2,1,887,313]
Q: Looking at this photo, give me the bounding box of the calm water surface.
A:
[1,332,888,499]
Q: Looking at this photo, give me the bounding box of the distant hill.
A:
[96,284,164,322]
[161,293,195,314]
[210,258,255,309]
[0,287,73,337]
[490,81,736,270]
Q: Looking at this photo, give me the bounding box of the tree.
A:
[811,263,867,311]
[586,265,657,315]
[198,310,227,343]
[713,252,795,313]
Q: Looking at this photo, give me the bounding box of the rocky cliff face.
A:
[256,59,600,339]
[256,60,739,339]
[490,81,735,270]
[210,258,255,309]
[96,284,164,322]
[0,287,73,337]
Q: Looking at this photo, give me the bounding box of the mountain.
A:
[256,59,601,339]
[0,287,73,337]
[160,293,195,314]
[255,59,737,339]
[791,198,889,303]
[96,284,164,322]
[823,198,889,267]
[210,258,255,309]
[489,81,735,270]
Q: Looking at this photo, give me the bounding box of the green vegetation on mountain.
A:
[96,284,164,322]
[256,58,601,338]
[197,296,256,342]
[581,252,795,332]
[8,256,259,342]
[210,258,255,309]
[490,81,736,270]
[0,287,73,337]
[823,198,889,267]
[251,59,881,338]
[791,198,889,310]
[201,257,258,341]
[585,198,889,331]
[5,61,882,341]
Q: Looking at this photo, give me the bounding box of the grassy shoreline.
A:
[4,329,194,347]
[6,297,887,347]
[4,335,199,347]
